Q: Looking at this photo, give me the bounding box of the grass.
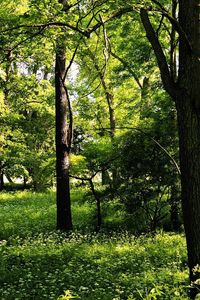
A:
[0,188,189,299]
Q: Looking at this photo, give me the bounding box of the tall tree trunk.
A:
[98,76,117,187]
[140,1,200,296]
[177,1,200,297]
[23,176,27,189]
[176,99,200,297]
[55,41,73,231]
[87,47,117,187]
[169,184,180,231]
[105,91,117,187]
[140,76,150,118]
[89,178,102,232]
[92,58,116,139]
[0,168,4,191]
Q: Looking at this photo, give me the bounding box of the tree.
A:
[140,0,200,296]
[55,37,73,230]
[2,5,200,294]
[0,13,56,190]
[116,119,179,232]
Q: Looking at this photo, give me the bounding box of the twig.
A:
[63,44,79,82]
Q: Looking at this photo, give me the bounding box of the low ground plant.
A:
[0,189,189,299]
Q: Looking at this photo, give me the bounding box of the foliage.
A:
[0,0,199,298]
[58,290,78,300]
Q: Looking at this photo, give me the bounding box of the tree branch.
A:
[110,51,142,89]
[63,44,79,82]
[140,8,178,99]
[1,6,135,39]
[0,28,45,64]
[151,0,192,52]
[1,22,89,37]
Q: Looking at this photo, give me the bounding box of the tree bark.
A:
[169,184,180,231]
[176,98,200,293]
[141,1,200,297]
[177,1,200,297]
[89,178,102,232]
[0,169,4,191]
[93,63,117,186]
[140,76,151,118]
[55,41,73,231]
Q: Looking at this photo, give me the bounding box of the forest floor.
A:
[0,189,189,299]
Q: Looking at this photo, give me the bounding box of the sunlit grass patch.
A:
[0,190,189,299]
[0,188,95,239]
[0,190,56,239]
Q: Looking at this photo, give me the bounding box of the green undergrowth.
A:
[0,189,189,299]
[0,188,95,239]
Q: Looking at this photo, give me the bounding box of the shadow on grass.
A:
[0,231,188,300]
